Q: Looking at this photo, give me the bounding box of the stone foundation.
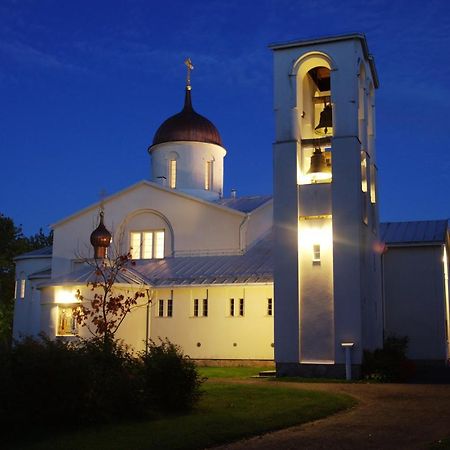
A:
[276,362,361,379]
[193,359,275,368]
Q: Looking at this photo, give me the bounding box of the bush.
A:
[0,335,204,437]
[362,336,416,382]
[140,339,205,412]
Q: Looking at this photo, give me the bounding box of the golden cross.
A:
[184,58,194,88]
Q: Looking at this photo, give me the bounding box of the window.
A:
[57,306,78,336]
[14,280,18,299]
[20,278,26,299]
[239,298,244,316]
[203,298,208,317]
[167,299,173,317]
[361,151,368,193]
[130,230,165,259]
[267,298,273,316]
[194,299,199,317]
[204,161,213,190]
[169,159,177,189]
[158,299,164,317]
[313,244,321,264]
[230,298,235,316]
[370,164,377,204]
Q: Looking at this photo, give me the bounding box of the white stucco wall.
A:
[39,283,274,360]
[384,245,448,361]
[150,141,226,200]
[13,255,51,339]
[51,182,247,277]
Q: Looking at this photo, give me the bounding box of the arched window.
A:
[204,160,213,190]
[168,159,177,189]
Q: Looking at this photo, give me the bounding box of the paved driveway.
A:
[212,380,450,450]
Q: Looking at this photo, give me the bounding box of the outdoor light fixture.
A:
[341,342,354,380]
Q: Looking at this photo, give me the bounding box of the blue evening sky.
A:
[1,0,449,234]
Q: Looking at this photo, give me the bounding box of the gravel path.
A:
[211,380,450,450]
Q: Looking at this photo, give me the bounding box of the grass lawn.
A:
[10,379,355,450]
[197,365,273,379]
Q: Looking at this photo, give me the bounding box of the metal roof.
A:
[380,220,449,246]
[214,196,272,213]
[135,232,273,286]
[42,264,149,288]
[28,267,51,280]
[41,233,273,288]
[15,245,53,260]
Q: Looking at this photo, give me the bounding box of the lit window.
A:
[169,160,177,189]
[167,299,173,317]
[203,298,208,317]
[193,299,199,317]
[14,280,18,299]
[230,298,235,316]
[130,230,165,259]
[239,298,244,316]
[20,278,26,299]
[158,299,164,317]
[57,306,78,336]
[205,161,213,190]
[361,151,368,193]
[370,164,377,204]
[313,244,321,264]
[267,298,273,316]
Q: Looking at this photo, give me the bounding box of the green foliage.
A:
[141,339,205,412]
[362,336,416,382]
[9,383,355,450]
[0,213,53,349]
[0,335,204,440]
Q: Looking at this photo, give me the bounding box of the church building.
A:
[13,34,450,377]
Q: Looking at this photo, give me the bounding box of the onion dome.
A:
[151,88,223,148]
[90,211,111,259]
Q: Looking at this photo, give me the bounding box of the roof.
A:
[14,246,53,261]
[269,33,379,89]
[28,267,52,280]
[52,179,246,228]
[42,264,149,288]
[150,88,222,148]
[214,195,272,213]
[380,220,449,246]
[41,233,273,289]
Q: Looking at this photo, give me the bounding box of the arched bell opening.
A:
[295,54,334,185]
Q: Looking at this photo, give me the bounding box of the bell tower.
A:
[271,34,383,378]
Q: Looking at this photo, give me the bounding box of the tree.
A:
[73,252,148,351]
[0,214,53,349]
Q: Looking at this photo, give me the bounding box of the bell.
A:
[315,103,333,135]
[307,147,331,181]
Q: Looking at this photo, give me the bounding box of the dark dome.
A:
[90,212,112,250]
[151,88,222,148]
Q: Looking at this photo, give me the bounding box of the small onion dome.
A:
[90,211,111,259]
[150,88,222,148]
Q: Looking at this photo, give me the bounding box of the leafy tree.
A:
[73,253,147,351]
[0,213,53,349]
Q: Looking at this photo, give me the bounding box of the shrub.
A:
[140,339,205,412]
[0,335,144,435]
[0,335,204,438]
[362,336,416,382]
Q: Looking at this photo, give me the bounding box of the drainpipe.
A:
[145,289,154,355]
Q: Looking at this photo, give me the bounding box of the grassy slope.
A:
[11,369,355,450]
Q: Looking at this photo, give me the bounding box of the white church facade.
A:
[13,34,450,376]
